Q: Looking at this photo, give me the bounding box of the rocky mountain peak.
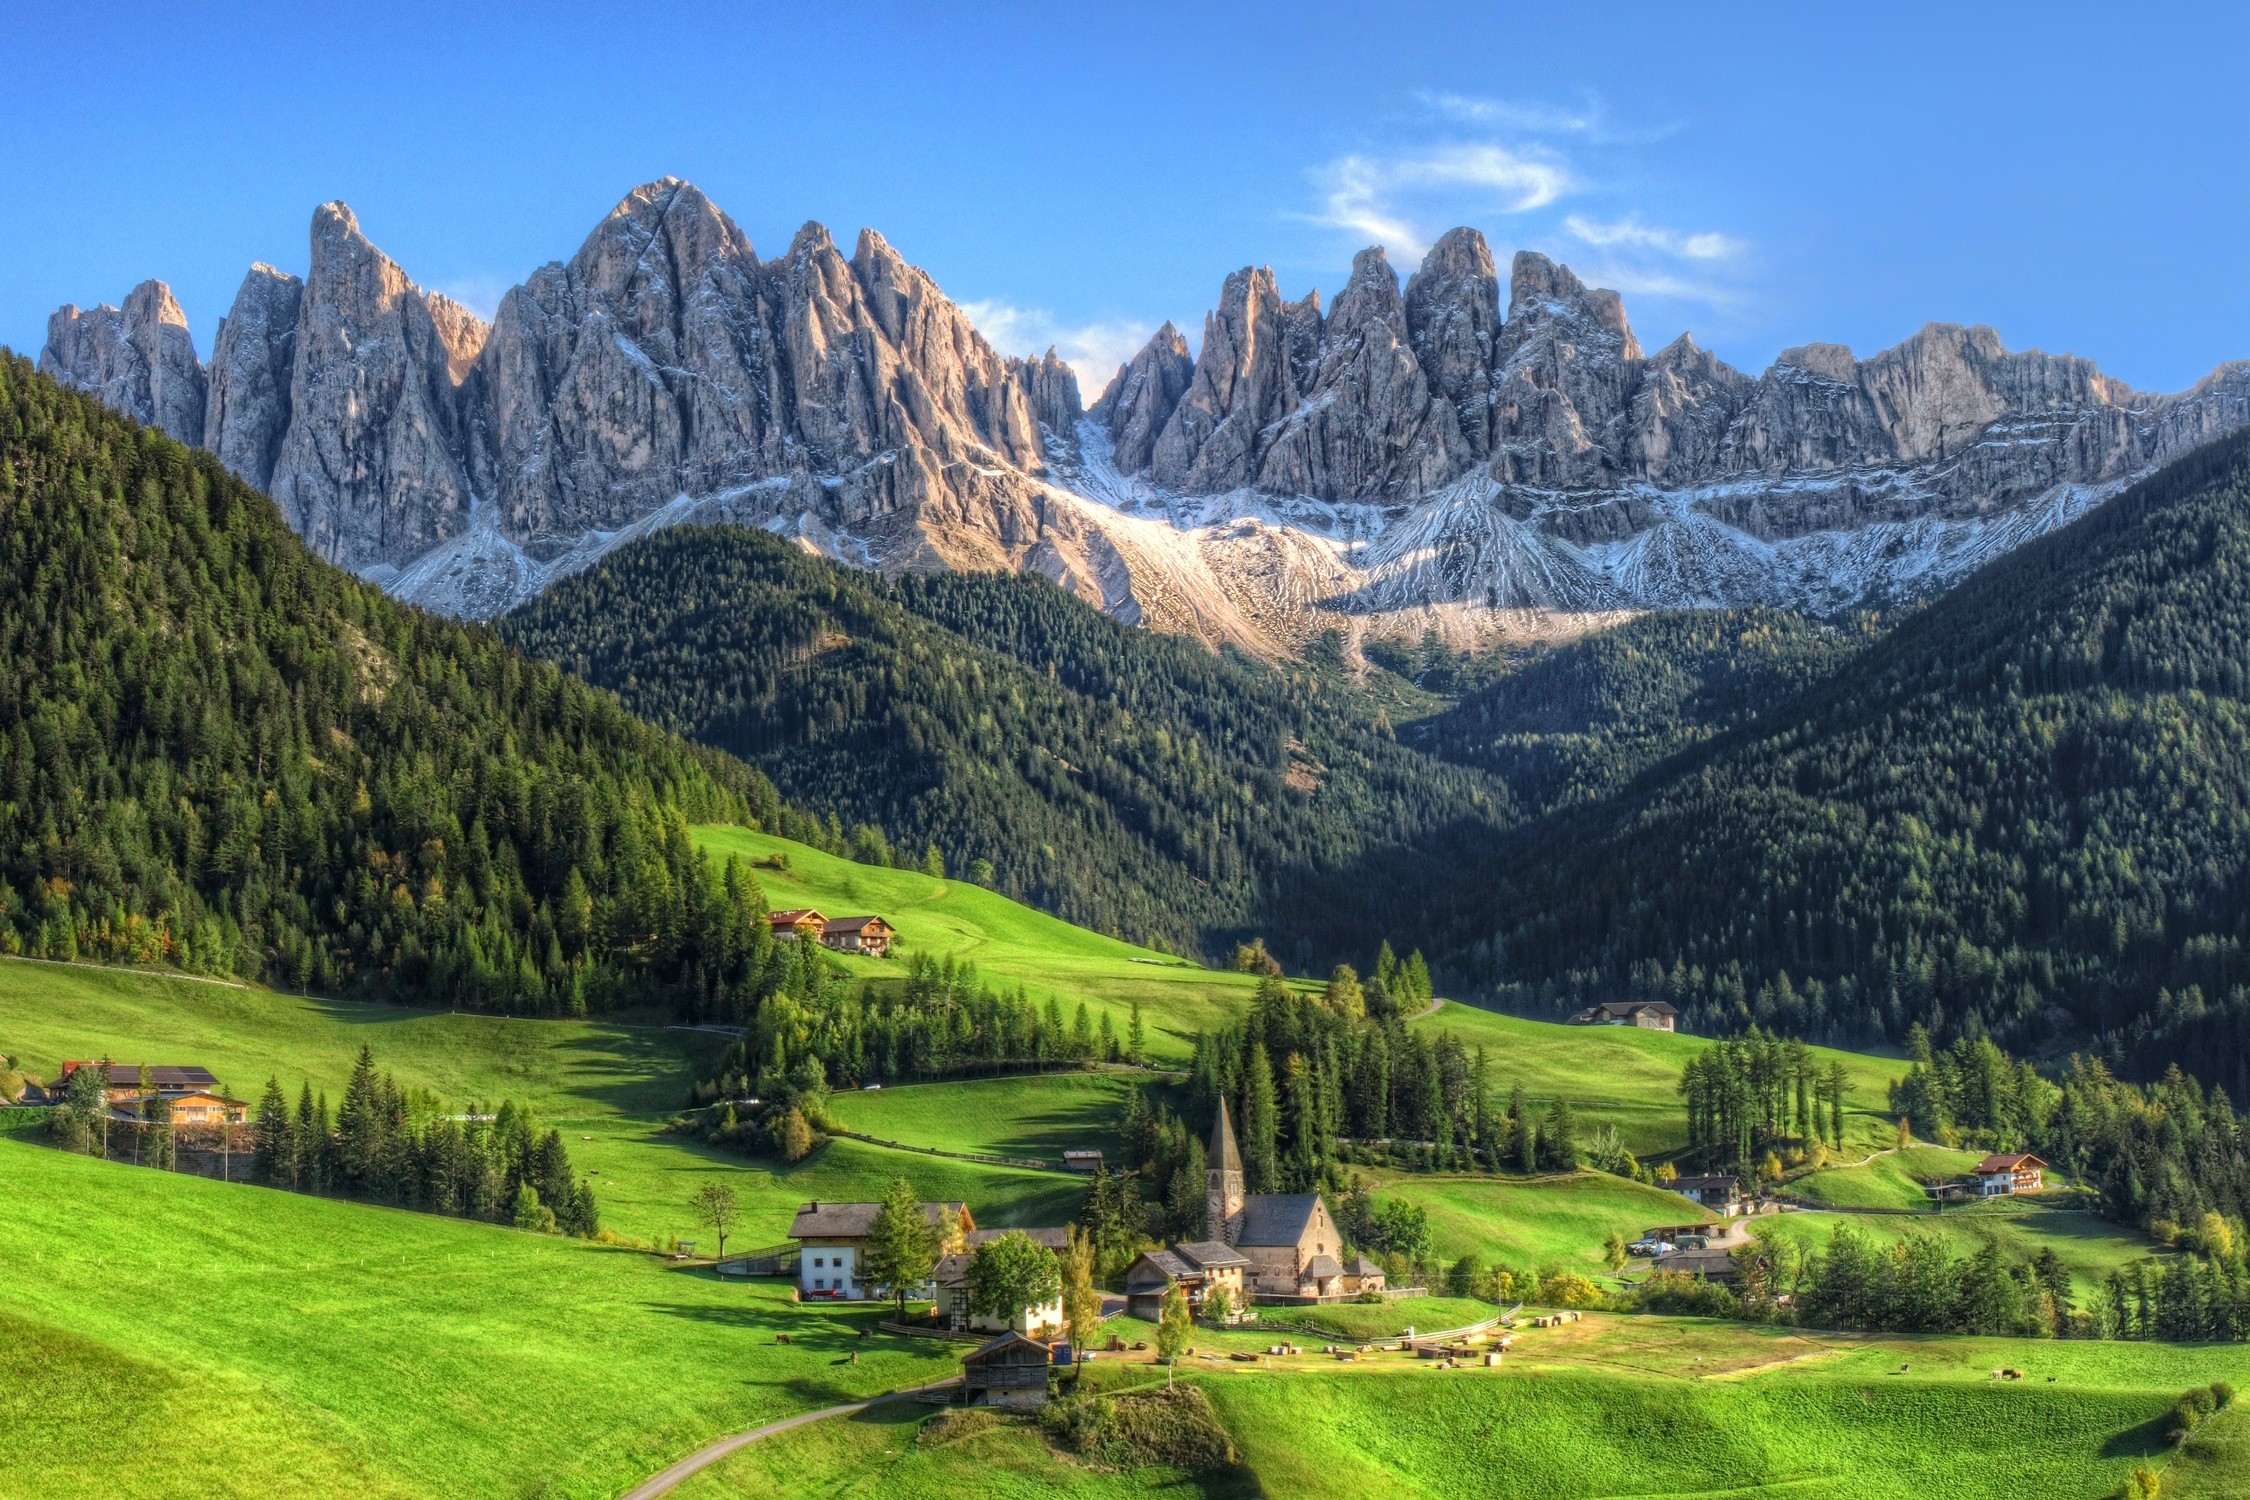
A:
[40,194,2250,649]
[40,278,207,445]
[1404,228,1502,459]
[1090,321,1195,472]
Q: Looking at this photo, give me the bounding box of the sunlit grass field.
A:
[1364,1169,1704,1276]
[1786,1144,1986,1209]
[1758,1195,2163,1300]
[1405,1000,1911,1160]
[690,824,1271,1061]
[0,1138,961,1499]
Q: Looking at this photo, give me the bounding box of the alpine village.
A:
[7,10,2250,1499]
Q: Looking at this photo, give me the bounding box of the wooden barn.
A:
[960,1329,1053,1408]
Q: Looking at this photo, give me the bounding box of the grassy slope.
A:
[0,1138,963,1500]
[0,957,1079,1245]
[1365,1170,1703,1276]
[690,824,1277,1062]
[824,1071,1154,1160]
[667,1399,1244,1500]
[1787,1145,1989,1209]
[1207,1367,2165,1500]
[1759,1196,2163,1300]
[1407,1000,1910,1159]
[680,1317,2250,1500]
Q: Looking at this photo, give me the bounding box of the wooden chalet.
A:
[1061,1149,1105,1174]
[821,915,895,958]
[959,1329,1053,1408]
[1668,1174,1745,1215]
[60,1062,222,1092]
[768,909,826,942]
[112,1091,246,1125]
[1972,1153,2046,1196]
[1567,1000,1679,1032]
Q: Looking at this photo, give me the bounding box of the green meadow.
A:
[1366,1170,1704,1276]
[672,1315,2250,1500]
[824,1070,1158,1161]
[1407,1000,1912,1159]
[1786,1144,1988,1209]
[690,824,1270,1061]
[1757,1195,2164,1299]
[0,1138,961,1500]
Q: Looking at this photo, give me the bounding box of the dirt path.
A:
[615,1380,957,1499]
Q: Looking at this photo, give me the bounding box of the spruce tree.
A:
[1240,1042,1280,1194]
[252,1077,290,1185]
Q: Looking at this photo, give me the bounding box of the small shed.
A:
[1061,1149,1105,1174]
[960,1329,1052,1408]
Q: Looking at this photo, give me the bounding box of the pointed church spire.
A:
[1210,1096,1244,1176]
[1208,1096,1246,1241]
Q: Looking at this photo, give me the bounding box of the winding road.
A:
[616,1380,959,1500]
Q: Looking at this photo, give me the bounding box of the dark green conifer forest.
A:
[0,355,793,1018]
[496,524,1512,956]
[1428,428,2250,1096]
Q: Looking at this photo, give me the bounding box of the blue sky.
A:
[5,2,2246,396]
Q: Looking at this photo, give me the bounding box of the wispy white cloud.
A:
[1565,214,1744,263]
[1311,144,1572,260]
[1420,91,1598,135]
[1299,94,1748,321]
[961,299,1165,400]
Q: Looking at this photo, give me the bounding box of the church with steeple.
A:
[1122,1099,1370,1316]
[1204,1096,1349,1299]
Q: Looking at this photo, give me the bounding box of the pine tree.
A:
[252,1077,291,1185]
[1126,998,1146,1066]
[865,1176,941,1315]
[1240,1042,1280,1194]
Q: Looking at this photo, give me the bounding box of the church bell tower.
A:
[1208,1096,1246,1242]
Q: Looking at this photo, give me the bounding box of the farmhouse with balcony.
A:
[1668,1174,1745,1215]
[1973,1153,2046,1196]
[788,1199,972,1298]
[821,915,896,957]
[769,909,826,942]
[1123,1240,1250,1319]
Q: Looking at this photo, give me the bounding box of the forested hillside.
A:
[1406,609,1864,810]
[498,526,1512,956]
[1434,427,2250,1097]
[0,356,797,1017]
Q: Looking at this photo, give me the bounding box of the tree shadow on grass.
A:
[2100,1410,2179,1460]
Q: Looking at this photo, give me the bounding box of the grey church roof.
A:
[1175,1239,1248,1269]
[1234,1193,1323,1247]
[1209,1097,1244,1176]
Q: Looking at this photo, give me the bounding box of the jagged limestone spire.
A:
[1208,1096,1245,1240]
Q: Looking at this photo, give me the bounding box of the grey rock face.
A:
[1112,233,2250,549]
[39,189,2250,636]
[1149,267,1300,491]
[267,202,484,569]
[202,265,303,491]
[1259,247,1464,500]
[1403,227,1502,460]
[1090,321,1193,472]
[40,279,206,444]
